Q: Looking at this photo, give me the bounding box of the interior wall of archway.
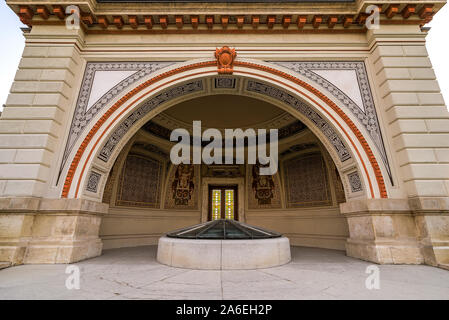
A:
[97,100,350,251]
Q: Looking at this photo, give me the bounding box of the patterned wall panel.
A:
[247,163,282,209]
[86,171,101,193]
[284,152,332,208]
[165,164,199,210]
[348,171,363,193]
[116,155,163,208]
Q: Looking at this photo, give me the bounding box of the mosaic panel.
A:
[348,171,363,193]
[116,155,163,208]
[284,153,332,208]
[214,77,236,89]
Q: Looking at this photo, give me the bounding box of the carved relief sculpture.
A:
[252,163,275,205]
[215,46,236,74]
[172,164,195,205]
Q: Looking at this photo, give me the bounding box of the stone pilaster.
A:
[364,25,449,267]
[411,197,449,267]
[0,198,107,265]
[0,26,89,264]
[368,25,449,200]
[0,198,38,264]
[0,25,85,198]
[341,199,423,264]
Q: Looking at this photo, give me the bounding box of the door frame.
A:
[201,177,245,223]
[208,185,239,221]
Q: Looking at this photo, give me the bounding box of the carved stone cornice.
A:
[6,1,444,31]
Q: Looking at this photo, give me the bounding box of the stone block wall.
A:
[341,25,449,267]
[0,23,448,267]
[0,26,84,198]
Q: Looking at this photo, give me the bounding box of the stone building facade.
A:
[0,0,448,269]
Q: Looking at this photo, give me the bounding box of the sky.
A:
[0,2,448,111]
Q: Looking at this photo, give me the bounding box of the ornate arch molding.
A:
[59,61,175,181]
[60,59,387,200]
[272,61,392,185]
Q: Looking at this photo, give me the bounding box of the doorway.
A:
[208,185,238,221]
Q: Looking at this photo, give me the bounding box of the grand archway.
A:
[49,58,396,260]
[6,57,429,267]
[59,59,390,202]
[1,1,447,271]
[97,92,351,250]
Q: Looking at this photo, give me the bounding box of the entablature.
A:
[6,0,444,33]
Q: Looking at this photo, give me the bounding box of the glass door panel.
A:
[225,189,234,220]
[211,189,221,221]
[209,186,238,221]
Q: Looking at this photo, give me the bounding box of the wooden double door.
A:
[208,185,238,221]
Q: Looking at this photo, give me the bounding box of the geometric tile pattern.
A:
[284,152,333,207]
[116,154,163,208]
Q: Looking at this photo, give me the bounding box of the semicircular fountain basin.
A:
[157,219,291,270]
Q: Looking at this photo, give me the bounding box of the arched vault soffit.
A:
[59,58,390,200]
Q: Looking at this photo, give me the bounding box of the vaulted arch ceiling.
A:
[161,94,288,129]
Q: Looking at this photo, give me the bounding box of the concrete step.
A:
[0,262,11,270]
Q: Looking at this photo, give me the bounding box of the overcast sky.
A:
[0,2,448,112]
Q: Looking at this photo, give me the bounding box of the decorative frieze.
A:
[214,77,236,89]
[12,3,438,31]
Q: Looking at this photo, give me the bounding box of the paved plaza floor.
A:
[0,246,448,300]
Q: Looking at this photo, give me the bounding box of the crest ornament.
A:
[215,46,236,74]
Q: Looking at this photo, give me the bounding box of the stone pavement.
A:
[0,246,448,300]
